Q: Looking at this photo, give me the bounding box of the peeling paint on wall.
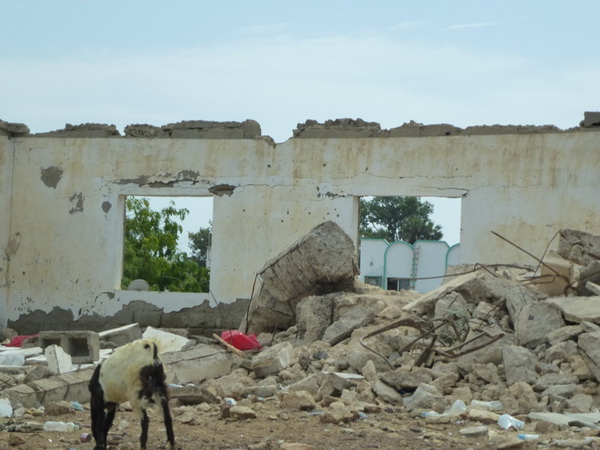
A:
[209,184,236,196]
[101,201,112,213]
[69,192,84,214]
[40,166,63,189]
[5,232,21,261]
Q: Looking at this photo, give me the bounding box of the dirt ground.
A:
[0,403,542,450]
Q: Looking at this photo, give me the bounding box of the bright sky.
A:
[2,1,598,250]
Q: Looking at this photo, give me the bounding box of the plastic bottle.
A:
[518,434,540,441]
[43,421,79,432]
[448,400,467,415]
[497,414,525,430]
[470,400,503,411]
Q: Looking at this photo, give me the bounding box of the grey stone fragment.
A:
[389,121,462,137]
[504,286,565,348]
[578,261,600,295]
[373,380,403,404]
[403,383,445,411]
[380,368,433,390]
[577,331,600,382]
[535,372,579,390]
[547,296,600,324]
[322,304,376,346]
[162,119,261,139]
[124,124,166,137]
[582,112,600,128]
[252,342,294,378]
[502,345,538,385]
[296,294,334,342]
[544,340,578,363]
[403,271,515,316]
[280,390,316,410]
[558,229,600,266]
[161,344,236,384]
[293,118,385,138]
[35,123,120,137]
[169,385,219,405]
[0,119,29,136]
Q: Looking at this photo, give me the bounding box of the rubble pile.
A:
[1,225,600,448]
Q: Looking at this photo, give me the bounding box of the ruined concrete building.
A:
[0,114,599,335]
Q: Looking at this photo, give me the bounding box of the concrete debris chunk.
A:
[252,341,295,378]
[44,345,73,374]
[245,221,358,333]
[558,229,600,267]
[504,286,565,348]
[142,326,195,353]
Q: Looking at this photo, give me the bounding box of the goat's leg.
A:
[159,389,176,448]
[89,384,107,449]
[140,409,149,450]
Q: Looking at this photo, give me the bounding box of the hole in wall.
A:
[121,195,213,293]
[358,196,461,293]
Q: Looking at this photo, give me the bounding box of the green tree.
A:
[360,196,443,244]
[188,225,212,268]
[122,197,209,292]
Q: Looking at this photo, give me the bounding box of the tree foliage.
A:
[122,197,209,292]
[188,225,212,268]
[360,196,443,244]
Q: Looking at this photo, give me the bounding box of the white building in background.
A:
[360,238,460,293]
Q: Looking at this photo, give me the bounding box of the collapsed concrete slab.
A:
[558,229,600,266]
[244,221,358,334]
[160,344,238,385]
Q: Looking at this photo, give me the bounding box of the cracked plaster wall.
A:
[1,127,599,332]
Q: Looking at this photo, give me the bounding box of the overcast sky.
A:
[2,1,598,250]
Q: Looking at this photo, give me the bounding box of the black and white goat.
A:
[88,338,175,450]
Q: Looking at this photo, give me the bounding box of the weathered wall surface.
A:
[1,119,599,333]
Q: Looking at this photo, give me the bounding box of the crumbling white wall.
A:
[1,125,599,330]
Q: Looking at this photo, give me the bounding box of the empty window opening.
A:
[121,195,213,293]
[359,196,461,293]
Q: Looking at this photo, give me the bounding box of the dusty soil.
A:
[0,404,538,450]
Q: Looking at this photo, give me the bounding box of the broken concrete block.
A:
[502,345,538,385]
[169,385,219,405]
[142,326,195,353]
[0,352,25,366]
[212,370,256,399]
[317,372,363,399]
[286,373,323,397]
[403,383,445,411]
[296,294,334,342]
[252,342,294,378]
[535,252,575,296]
[245,221,358,333]
[98,323,142,347]
[546,296,600,324]
[558,229,600,266]
[38,331,99,364]
[44,345,73,374]
[380,368,433,391]
[504,286,565,348]
[577,261,600,296]
[279,390,317,410]
[229,405,257,420]
[457,328,515,373]
[577,331,600,383]
[322,303,377,346]
[403,271,513,316]
[1,384,38,408]
[161,344,236,385]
